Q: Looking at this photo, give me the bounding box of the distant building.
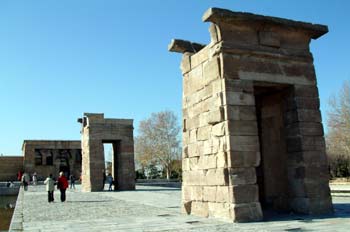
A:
[22,140,82,180]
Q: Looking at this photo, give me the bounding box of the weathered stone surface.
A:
[286,122,324,137]
[208,107,224,125]
[226,106,257,121]
[227,151,260,168]
[168,39,205,53]
[225,92,255,106]
[228,136,260,152]
[229,184,259,204]
[228,120,258,135]
[191,201,209,217]
[259,31,281,48]
[172,7,331,223]
[231,202,263,222]
[0,156,23,181]
[203,57,221,85]
[228,167,256,185]
[79,113,135,192]
[22,140,81,181]
[203,186,217,202]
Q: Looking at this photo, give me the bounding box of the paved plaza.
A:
[9,184,350,231]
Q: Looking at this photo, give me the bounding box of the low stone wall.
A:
[9,188,23,231]
[0,156,23,181]
[0,187,20,196]
[136,179,181,188]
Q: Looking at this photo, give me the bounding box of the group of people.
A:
[18,170,77,203]
[17,171,38,191]
[44,172,69,203]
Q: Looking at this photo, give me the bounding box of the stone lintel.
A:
[202,8,328,39]
[168,39,206,54]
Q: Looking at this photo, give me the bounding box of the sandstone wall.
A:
[22,140,81,180]
[80,113,135,192]
[0,156,23,181]
[172,8,332,222]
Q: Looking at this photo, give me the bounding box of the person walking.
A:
[57,172,69,202]
[44,174,55,203]
[107,173,114,191]
[102,169,106,190]
[32,172,38,185]
[69,174,76,189]
[21,172,30,191]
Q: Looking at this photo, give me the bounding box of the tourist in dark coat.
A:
[57,172,69,202]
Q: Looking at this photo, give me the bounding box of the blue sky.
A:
[0,0,349,155]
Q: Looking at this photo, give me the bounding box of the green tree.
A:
[135,111,181,180]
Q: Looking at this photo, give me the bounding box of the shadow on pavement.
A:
[262,203,350,222]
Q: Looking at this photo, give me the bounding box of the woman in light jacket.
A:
[44,174,55,203]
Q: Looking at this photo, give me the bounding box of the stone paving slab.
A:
[10,184,350,231]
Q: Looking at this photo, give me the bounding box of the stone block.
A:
[227,151,260,168]
[197,126,211,141]
[231,202,263,222]
[203,57,221,85]
[228,136,260,152]
[209,23,220,44]
[186,116,199,130]
[192,186,203,200]
[182,145,189,158]
[227,106,257,121]
[206,168,228,186]
[208,107,224,125]
[216,186,229,202]
[199,112,209,127]
[228,120,258,136]
[258,31,280,47]
[190,46,209,68]
[203,186,217,202]
[189,157,200,170]
[228,167,256,185]
[225,79,254,93]
[287,97,320,110]
[188,143,199,157]
[210,93,224,109]
[293,85,319,98]
[212,79,224,94]
[304,164,329,180]
[212,122,226,136]
[302,150,327,166]
[290,198,310,214]
[309,197,334,214]
[225,92,255,106]
[229,184,259,204]
[288,179,306,197]
[199,154,217,170]
[182,185,192,201]
[304,180,331,198]
[182,158,190,171]
[282,63,316,80]
[285,109,322,123]
[286,136,325,152]
[191,201,209,217]
[208,202,231,219]
[286,122,324,137]
[189,129,197,144]
[181,53,191,74]
[217,151,227,168]
[182,200,192,214]
[221,53,240,79]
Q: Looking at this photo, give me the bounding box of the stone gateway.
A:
[78,113,135,192]
[169,8,333,222]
